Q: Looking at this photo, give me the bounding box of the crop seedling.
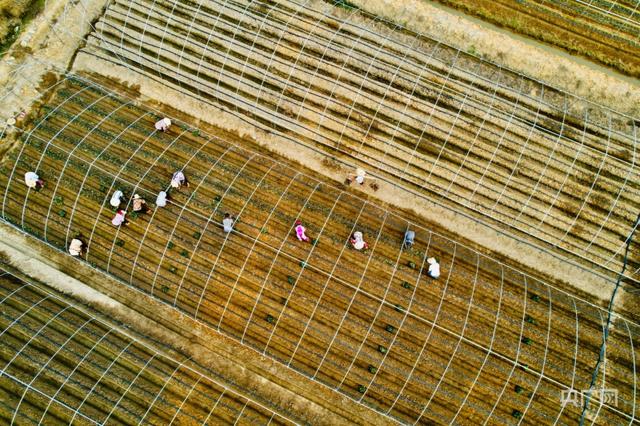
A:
[193,231,201,239]
[115,239,125,247]
[180,249,189,257]
[213,195,221,202]
[311,238,318,246]
[167,241,175,249]
[367,365,377,374]
[385,325,395,333]
[401,281,412,289]
[161,285,169,293]
[261,227,268,234]
[357,385,366,393]
[395,304,404,313]
[130,211,138,219]
[530,294,541,302]
[525,315,536,325]
[287,276,295,285]
[266,314,275,324]
[407,261,416,269]
[58,210,66,217]
[53,195,63,205]
[521,337,532,345]
[512,410,523,419]
[514,385,524,394]
[378,345,387,354]
[299,261,306,267]
[169,266,177,274]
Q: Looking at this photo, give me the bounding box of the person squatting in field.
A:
[156,190,169,208]
[294,220,310,242]
[24,171,44,190]
[350,231,369,250]
[222,213,235,233]
[171,171,189,189]
[155,117,172,132]
[110,190,124,208]
[68,236,85,257]
[112,209,128,227]
[132,194,152,214]
[427,257,440,278]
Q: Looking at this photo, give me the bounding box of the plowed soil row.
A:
[0,78,636,424]
[77,0,640,281]
[0,270,295,425]
[430,0,640,77]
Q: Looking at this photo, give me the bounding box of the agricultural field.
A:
[428,0,640,77]
[0,75,637,424]
[0,269,296,424]
[75,0,640,281]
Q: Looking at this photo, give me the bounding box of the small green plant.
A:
[161,285,169,293]
[367,365,377,374]
[525,315,536,325]
[213,195,221,202]
[514,385,524,394]
[180,249,189,257]
[299,261,306,267]
[530,294,541,302]
[169,266,177,274]
[115,239,125,247]
[193,231,201,239]
[311,238,318,246]
[191,129,200,136]
[401,281,412,289]
[522,337,532,345]
[167,241,175,249]
[520,363,529,371]
[407,261,416,269]
[261,227,268,234]
[287,276,295,285]
[385,325,395,333]
[512,409,523,419]
[378,345,387,354]
[53,195,63,205]
[266,314,275,324]
[395,304,404,313]
[357,385,366,393]
[58,210,66,217]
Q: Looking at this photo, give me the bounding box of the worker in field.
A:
[427,257,440,278]
[346,167,366,186]
[403,230,415,249]
[350,231,369,250]
[171,170,189,189]
[110,189,124,208]
[294,219,310,242]
[156,190,169,208]
[132,194,152,214]
[111,209,128,227]
[222,213,235,233]
[155,117,172,132]
[24,171,44,190]
[68,235,85,257]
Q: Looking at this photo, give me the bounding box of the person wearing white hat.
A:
[354,168,366,185]
[24,171,44,190]
[110,190,124,208]
[155,117,172,132]
[132,193,151,214]
[349,231,369,250]
[427,257,440,278]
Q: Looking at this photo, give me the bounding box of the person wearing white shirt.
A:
[24,171,44,190]
[156,190,168,207]
[68,238,84,256]
[110,190,124,208]
[427,257,440,278]
[222,213,235,233]
[155,117,172,132]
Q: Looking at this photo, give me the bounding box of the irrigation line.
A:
[580,212,640,425]
[137,357,188,425]
[168,376,202,426]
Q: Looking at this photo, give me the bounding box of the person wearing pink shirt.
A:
[294,220,310,242]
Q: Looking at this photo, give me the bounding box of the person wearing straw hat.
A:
[294,219,310,242]
[427,257,440,278]
[155,117,172,132]
[349,231,369,250]
[170,171,189,189]
[24,171,44,190]
[132,194,151,214]
[110,190,124,208]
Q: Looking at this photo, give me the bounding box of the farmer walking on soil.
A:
[24,171,44,190]
[155,117,172,132]
[294,219,310,242]
[222,213,235,233]
[346,168,366,186]
[110,190,124,208]
[350,231,369,250]
[156,190,169,208]
[111,209,128,227]
[132,194,152,214]
[68,236,85,257]
[427,257,440,278]
[171,171,189,189]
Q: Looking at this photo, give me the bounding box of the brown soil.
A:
[0,77,636,424]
